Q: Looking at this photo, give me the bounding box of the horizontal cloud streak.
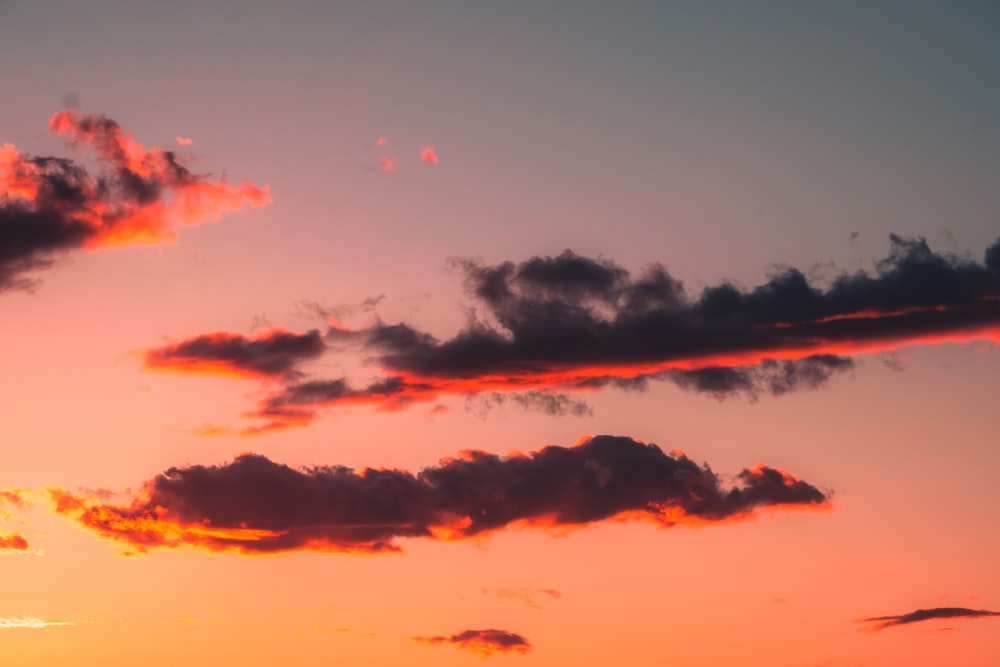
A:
[0,533,29,551]
[859,606,1000,631]
[413,628,530,655]
[0,109,270,290]
[144,328,325,379]
[0,617,74,629]
[52,435,829,554]
[147,235,998,432]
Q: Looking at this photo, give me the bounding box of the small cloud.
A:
[858,606,1000,631]
[413,628,531,656]
[485,587,562,609]
[375,136,388,147]
[420,146,439,165]
[175,136,194,146]
[0,533,29,551]
[0,617,75,629]
[378,156,396,173]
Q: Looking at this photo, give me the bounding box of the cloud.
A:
[175,136,194,146]
[486,587,562,609]
[0,533,29,551]
[0,109,271,291]
[858,606,1000,631]
[148,235,999,432]
[421,146,439,165]
[0,617,74,629]
[143,328,325,380]
[412,629,530,656]
[375,136,388,147]
[51,435,829,555]
[378,156,395,173]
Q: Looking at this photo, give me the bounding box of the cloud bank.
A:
[146,235,999,432]
[52,435,829,554]
[0,109,270,290]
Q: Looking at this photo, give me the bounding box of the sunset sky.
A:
[2,2,999,665]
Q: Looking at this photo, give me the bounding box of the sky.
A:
[1,1,999,665]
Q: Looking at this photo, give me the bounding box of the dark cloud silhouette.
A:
[0,109,270,291]
[52,435,829,554]
[144,329,325,379]
[146,235,999,433]
[467,391,593,418]
[412,629,531,655]
[859,606,1000,631]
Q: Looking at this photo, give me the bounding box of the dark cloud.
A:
[144,329,325,379]
[0,109,270,291]
[149,236,1000,433]
[412,629,531,655]
[467,391,593,418]
[859,606,1000,631]
[52,435,829,554]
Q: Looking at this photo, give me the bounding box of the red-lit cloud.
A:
[51,435,830,555]
[175,136,194,146]
[412,629,531,656]
[143,235,1000,433]
[420,146,439,165]
[378,156,396,173]
[858,606,1000,631]
[0,109,270,290]
[0,533,29,551]
[143,328,325,380]
[375,136,388,147]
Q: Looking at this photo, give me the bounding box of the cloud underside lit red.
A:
[413,629,530,655]
[52,435,829,554]
[0,109,270,290]
[150,234,1000,433]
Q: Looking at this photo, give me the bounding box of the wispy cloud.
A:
[378,156,396,173]
[858,606,1000,631]
[51,435,829,554]
[175,136,194,146]
[0,617,74,629]
[412,628,531,656]
[0,109,270,291]
[485,587,562,609]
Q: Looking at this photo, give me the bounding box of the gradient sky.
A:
[2,2,999,665]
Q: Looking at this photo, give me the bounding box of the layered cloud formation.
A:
[142,235,1000,432]
[52,435,828,554]
[0,110,270,290]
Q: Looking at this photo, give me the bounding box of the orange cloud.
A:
[0,533,29,551]
[375,136,388,147]
[0,109,271,290]
[420,146,439,165]
[175,136,194,146]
